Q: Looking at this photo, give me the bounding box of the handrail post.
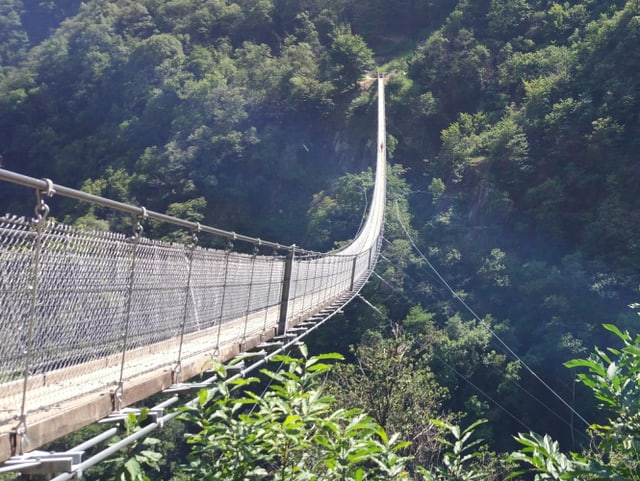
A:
[113,210,146,411]
[240,245,259,350]
[174,229,198,384]
[214,241,234,354]
[349,255,358,291]
[261,252,277,337]
[12,184,54,455]
[278,247,295,335]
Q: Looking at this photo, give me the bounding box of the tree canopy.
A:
[1,0,640,477]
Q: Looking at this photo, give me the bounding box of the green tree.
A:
[329,331,450,470]
[307,165,412,251]
[103,409,163,481]
[327,24,374,90]
[178,345,410,480]
[0,0,28,66]
[417,419,496,481]
[409,27,490,119]
[510,317,640,480]
[306,168,375,250]
[486,0,532,41]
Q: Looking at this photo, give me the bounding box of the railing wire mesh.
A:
[0,210,375,448]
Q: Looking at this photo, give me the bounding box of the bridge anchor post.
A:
[277,246,295,335]
[349,255,358,291]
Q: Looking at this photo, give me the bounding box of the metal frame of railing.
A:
[4,290,366,481]
[0,182,379,478]
[0,183,362,460]
[0,168,322,256]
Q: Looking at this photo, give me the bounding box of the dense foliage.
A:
[1,0,639,475]
[177,347,410,480]
[0,0,380,242]
[69,321,640,480]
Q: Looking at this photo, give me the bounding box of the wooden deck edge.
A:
[0,326,276,463]
[0,296,340,463]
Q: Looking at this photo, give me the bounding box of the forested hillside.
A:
[0,0,382,241]
[2,0,639,471]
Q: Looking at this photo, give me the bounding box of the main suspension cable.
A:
[393,200,591,429]
[358,285,589,441]
[356,294,535,433]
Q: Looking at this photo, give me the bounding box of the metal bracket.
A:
[148,407,165,428]
[9,417,29,458]
[225,361,246,374]
[99,406,162,427]
[99,407,139,424]
[287,326,308,334]
[256,341,284,351]
[164,378,216,394]
[40,178,56,198]
[235,350,267,361]
[171,363,182,385]
[273,333,297,341]
[4,450,83,476]
[296,320,318,327]
[110,386,123,412]
[9,430,18,458]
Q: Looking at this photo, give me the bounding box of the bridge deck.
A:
[0,305,291,462]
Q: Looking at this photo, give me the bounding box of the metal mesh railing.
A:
[0,209,368,430]
[0,222,331,423]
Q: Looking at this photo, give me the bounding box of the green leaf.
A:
[124,457,142,479]
[504,468,532,480]
[139,450,162,462]
[375,424,389,444]
[564,359,596,369]
[313,352,345,361]
[197,388,212,407]
[603,324,629,343]
[207,360,226,378]
[270,354,297,365]
[306,362,331,373]
[622,344,640,357]
[283,414,300,426]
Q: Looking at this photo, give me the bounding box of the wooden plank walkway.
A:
[0,306,283,462]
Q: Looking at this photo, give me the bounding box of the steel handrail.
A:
[0,168,323,256]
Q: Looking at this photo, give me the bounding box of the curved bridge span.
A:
[0,78,387,464]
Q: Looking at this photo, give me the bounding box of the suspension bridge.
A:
[0,77,387,476]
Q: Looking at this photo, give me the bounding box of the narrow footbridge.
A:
[0,78,387,469]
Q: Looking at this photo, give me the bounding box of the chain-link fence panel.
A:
[0,213,371,433]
